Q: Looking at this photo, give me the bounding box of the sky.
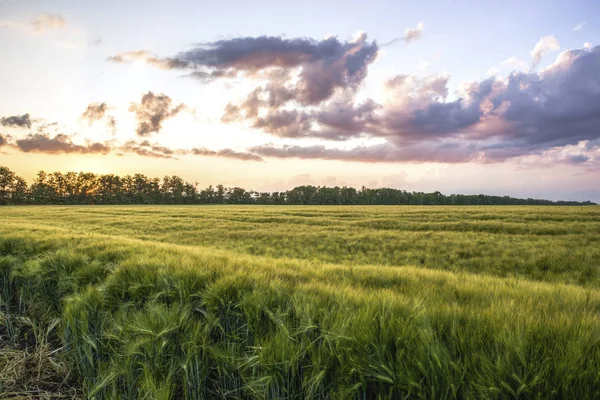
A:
[0,0,599,201]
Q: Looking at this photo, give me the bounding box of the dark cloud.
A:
[1,114,32,129]
[178,35,364,70]
[314,98,380,140]
[221,88,264,122]
[380,76,492,141]
[489,49,600,150]
[128,91,187,136]
[222,89,380,141]
[241,96,379,141]
[191,147,263,161]
[82,103,108,121]
[119,140,262,161]
[119,140,180,159]
[369,74,493,142]
[253,109,314,138]
[106,33,596,166]
[221,72,480,142]
[564,154,590,164]
[246,45,600,164]
[81,102,117,134]
[4,119,263,161]
[251,142,476,164]
[293,33,378,104]
[16,133,112,155]
[34,36,600,165]
[453,47,600,164]
[108,50,190,70]
[185,70,238,81]
[111,33,379,106]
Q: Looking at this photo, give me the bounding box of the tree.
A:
[215,185,225,204]
[0,165,595,206]
[0,166,16,205]
[30,171,55,204]
[11,176,28,204]
[0,167,29,204]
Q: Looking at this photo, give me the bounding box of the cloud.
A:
[82,102,109,122]
[108,50,189,70]
[224,72,484,142]
[119,140,180,159]
[3,116,263,161]
[248,44,600,164]
[16,133,112,155]
[502,57,527,69]
[530,35,560,68]
[119,140,263,161]
[214,33,379,107]
[377,73,486,140]
[573,22,585,31]
[110,33,379,106]
[223,90,380,141]
[251,109,314,138]
[486,46,600,150]
[15,31,600,167]
[313,96,379,140]
[381,22,425,46]
[175,34,376,72]
[190,147,263,161]
[81,102,117,134]
[185,70,238,81]
[32,14,66,33]
[128,91,187,136]
[251,142,476,163]
[564,154,589,164]
[0,13,66,35]
[1,114,32,129]
[513,140,600,167]
[584,42,593,49]
[404,21,425,43]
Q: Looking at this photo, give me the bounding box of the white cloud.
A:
[584,42,593,49]
[404,21,425,43]
[417,61,431,72]
[501,57,528,70]
[530,35,560,68]
[487,67,499,77]
[487,57,527,76]
[573,22,585,31]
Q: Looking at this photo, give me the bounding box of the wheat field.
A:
[1,205,600,399]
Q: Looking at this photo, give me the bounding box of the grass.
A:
[1,205,600,398]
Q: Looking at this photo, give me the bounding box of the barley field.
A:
[1,206,600,399]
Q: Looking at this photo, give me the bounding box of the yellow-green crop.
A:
[1,205,599,399]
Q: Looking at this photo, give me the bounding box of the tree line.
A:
[0,166,595,206]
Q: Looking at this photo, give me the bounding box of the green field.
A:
[1,206,600,399]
